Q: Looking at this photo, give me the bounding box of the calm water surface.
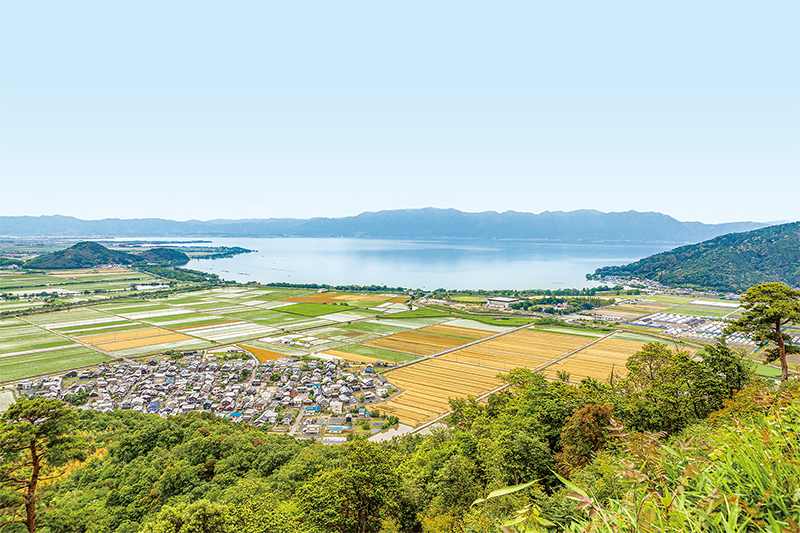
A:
[176,238,674,290]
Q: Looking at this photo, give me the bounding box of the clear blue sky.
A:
[1,0,797,223]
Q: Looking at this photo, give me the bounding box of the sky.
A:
[1,0,798,224]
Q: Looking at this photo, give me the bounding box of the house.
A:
[486,297,521,309]
[330,400,343,415]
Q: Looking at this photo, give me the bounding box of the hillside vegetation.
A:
[23,242,137,269]
[23,242,189,269]
[3,341,799,533]
[134,248,190,265]
[593,221,800,292]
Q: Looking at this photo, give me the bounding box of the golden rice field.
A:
[379,358,504,426]
[98,333,193,352]
[425,323,496,340]
[539,337,644,383]
[363,324,495,356]
[76,327,172,345]
[373,329,673,428]
[439,329,593,371]
[76,327,194,352]
[320,349,388,365]
[239,344,286,362]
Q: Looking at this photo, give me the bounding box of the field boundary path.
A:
[376,321,537,375]
[408,329,619,435]
[16,316,118,359]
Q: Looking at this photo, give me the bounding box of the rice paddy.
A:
[0,318,77,355]
[376,328,657,428]
[1,347,109,382]
[274,303,352,317]
[379,358,504,426]
[439,329,593,371]
[75,327,196,352]
[0,278,682,417]
[363,324,496,356]
[238,344,287,362]
[322,344,419,364]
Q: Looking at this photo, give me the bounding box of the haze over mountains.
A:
[0,209,771,243]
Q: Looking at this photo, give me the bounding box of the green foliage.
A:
[297,440,399,533]
[63,389,90,406]
[593,221,800,292]
[619,341,753,434]
[555,404,615,474]
[139,479,300,533]
[726,282,800,381]
[0,258,24,267]
[1,397,82,533]
[560,393,800,532]
[23,242,137,269]
[137,266,221,284]
[135,248,190,266]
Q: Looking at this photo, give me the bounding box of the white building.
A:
[486,297,521,309]
[330,400,343,415]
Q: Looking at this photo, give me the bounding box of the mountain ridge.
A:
[592,221,800,291]
[0,209,769,244]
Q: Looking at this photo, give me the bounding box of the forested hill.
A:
[592,221,800,292]
[1,209,768,243]
[23,242,189,269]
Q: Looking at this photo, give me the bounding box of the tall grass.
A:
[559,393,800,532]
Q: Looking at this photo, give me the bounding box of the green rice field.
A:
[0,319,78,355]
[274,303,350,317]
[0,347,109,382]
[335,344,419,364]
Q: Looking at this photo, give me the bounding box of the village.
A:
[14,348,397,443]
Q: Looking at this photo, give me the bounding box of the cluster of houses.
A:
[17,350,394,435]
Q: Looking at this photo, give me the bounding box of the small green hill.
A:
[0,257,24,267]
[136,247,190,266]
[592,221,800,292]
[24,242,137,269]
[23,242,192,269]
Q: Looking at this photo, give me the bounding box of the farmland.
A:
[378,358,504,427]
[439,329,595,372]
[0,264,751,434]
[0,347,109,382]
[363,324,496,356]
[377,328,656,427]
[539,337,646,382]
[0,274,423,381]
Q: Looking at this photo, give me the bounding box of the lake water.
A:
[178,238,674,290]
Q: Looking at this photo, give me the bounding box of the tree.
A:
[725,282,800,381]
[555,403,615,474]
[622,342,704,433]
[296,440,399,533]
[0,397,79,533]
[697,341,753,403]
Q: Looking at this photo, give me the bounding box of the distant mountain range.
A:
[592,221,800,292]
[0,209,771,243]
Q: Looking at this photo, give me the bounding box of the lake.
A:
[178,238,674,290]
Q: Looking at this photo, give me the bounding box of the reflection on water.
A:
[178,238,673,290]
